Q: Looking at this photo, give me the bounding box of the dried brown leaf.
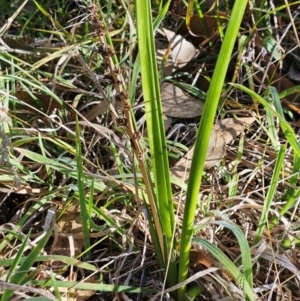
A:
[14,90,63,112]
[205,128,226,169]
[75,277,98,301]
[171,117,255,179]
[171,129,226,179]
[155,38,175,77]
[163,114,173,131]
[177,13,228,46]
[190,249,212,269]
[161,83,204,118]
[214,117,256,144]
[49,202,84,269]
[83,101,123,122]
[162,28,197,68]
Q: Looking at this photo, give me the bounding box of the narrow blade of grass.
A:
[49,270,62,301]
[0,194,56,251]
[207,218,253,289]
[177,0,248,298]
[1,229,53,301]
[27,280,158,294]
[75,117,90,259]
[254,145,286,243]
[136,0,175,243]
[14,147,106,191]
[0,255,99,272]
[5,231,31,281]
[193,238,255,301]
[232,84,300,157]
[135,0,177,290]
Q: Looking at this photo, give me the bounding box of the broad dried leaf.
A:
[156,38,175,77]
[161,83,204,118]
[177,14,228,45]
[83,101,123,122]
[171,117,255,179]
[214,117,256,144]
[74,277,97,301]
[14,90,64,112]
[49,202,84,269]
[171,129,226,179]
[190,249,212,269]
[162,28,197,68]
[163,114,173,131]
[205,128,226,169]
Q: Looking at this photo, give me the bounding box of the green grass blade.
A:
[207,219,253,289]
[75,117,90,259]
[0,74,66,109]
[5,231,31,281]
[270,86,285,118]
[28,280,158,294]
[20,297,53,301]
[232,84,300,157]
[136,0,175,238]
[0,194,56,251]
[177,0,248,298]
[193,238,255,301]
[1,230,53,301]
[131,0,171,103]
[254,145,286,243]
[49,270,62,301]
[135,0,177,286]
[14,147,106,191]
[264,88,280,151]
[0,255,99,272]
[153,0,171,30]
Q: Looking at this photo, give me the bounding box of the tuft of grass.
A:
[1,0,300,300]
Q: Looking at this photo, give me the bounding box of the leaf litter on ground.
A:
[171,117,256,180]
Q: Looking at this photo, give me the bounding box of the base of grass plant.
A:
[135,0,178,297]
[185,286,203,301]
[177,0,249,299]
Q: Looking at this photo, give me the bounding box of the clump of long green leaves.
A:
[135,0,253,300]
